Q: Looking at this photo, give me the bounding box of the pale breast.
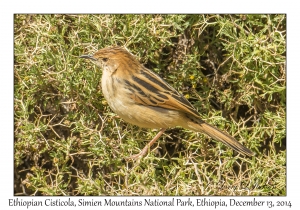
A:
[101,70,135,118]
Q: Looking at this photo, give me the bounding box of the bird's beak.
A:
[79,55,97,61]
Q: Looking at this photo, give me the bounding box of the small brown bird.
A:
[80,46,254,159]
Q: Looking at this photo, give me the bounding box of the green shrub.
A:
[14,14,285,195]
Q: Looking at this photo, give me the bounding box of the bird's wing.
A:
[123,68,201,118]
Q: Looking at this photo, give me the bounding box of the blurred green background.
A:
[14,14,286,195]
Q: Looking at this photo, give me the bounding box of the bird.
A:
[80,46,254,160]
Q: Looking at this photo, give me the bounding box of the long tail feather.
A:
[185,116,254,156]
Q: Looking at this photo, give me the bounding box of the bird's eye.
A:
[102,58,108,62]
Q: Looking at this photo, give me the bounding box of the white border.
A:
[2,0,298,209]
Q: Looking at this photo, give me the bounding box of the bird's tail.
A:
[185,116,254,156]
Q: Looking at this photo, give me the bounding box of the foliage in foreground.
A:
[14,14,286,195]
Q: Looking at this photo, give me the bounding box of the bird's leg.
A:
[127,128,167,160]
